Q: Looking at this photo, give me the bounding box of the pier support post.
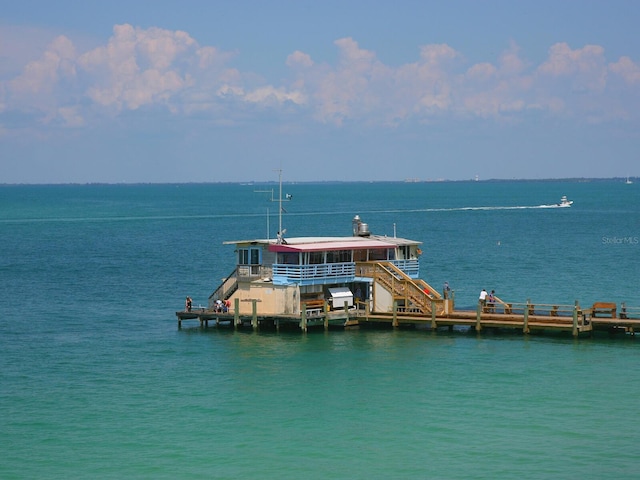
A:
[523,298,530,334]
[342,300,350,328]
[234,298,240,329]
[392,301,398,328]
[475,301,482,332]
[300,308,307,332]
[323,301,330,330]
[431,299,437,330]
[251,300,258,330]
[572,300,579,337]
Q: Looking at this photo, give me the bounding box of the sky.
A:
[1,0,639,183]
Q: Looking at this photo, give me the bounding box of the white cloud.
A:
[498,41,527,76]
[10,35,76,96]
[286,51,313,69]
[77,24,196,110]
[216,84,244,98]
[57,106,85,127]
[466,63,497,81]
[197,46,235,70]
[244,86,306,105]
[1,25,639,131]
[537,42,607,91]
[609,56,640,85]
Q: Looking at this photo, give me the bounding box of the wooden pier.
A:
[176,298,640,337]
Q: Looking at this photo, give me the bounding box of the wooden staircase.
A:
[366,261,444,315]
[208,267,238,308]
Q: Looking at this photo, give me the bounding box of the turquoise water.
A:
[1,181,639,478]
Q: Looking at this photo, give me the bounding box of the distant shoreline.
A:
[0,177,635,187]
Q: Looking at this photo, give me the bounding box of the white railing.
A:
[272,262,356,285]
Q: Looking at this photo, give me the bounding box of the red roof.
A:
[269,239,397,253]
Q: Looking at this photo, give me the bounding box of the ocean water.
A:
[1,181,639,479]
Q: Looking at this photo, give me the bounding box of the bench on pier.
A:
[303,299,325,316]
[591,302,617,318]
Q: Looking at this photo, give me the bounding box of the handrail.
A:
[208,267,239,308]
[481,300,579,316]
[620,307,640,319]
[620,304,640,319]
[493,295,509,307]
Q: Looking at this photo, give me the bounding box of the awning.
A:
[269,239,397,253]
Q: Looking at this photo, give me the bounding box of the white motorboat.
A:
[557,195,573,207]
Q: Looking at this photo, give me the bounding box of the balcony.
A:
[272,262,356,286]
[390,259,420,278]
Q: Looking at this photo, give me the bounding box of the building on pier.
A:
[207,215,446,320]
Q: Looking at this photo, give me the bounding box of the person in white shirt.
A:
[479,289,487,307]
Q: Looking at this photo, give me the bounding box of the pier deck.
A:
[175,300,640,337]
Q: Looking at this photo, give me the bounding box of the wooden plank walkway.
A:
[176,301,640,336]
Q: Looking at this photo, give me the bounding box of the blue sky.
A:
[1,0,639,183]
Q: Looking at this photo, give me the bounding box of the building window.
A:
[354,250,368,262]
[326,250,352,263]
[279,252,299,264]
[238,248,261,265]
[308,252,324,264]
[369,249,389,261]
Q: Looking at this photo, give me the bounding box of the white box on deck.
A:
[328,287,353,309]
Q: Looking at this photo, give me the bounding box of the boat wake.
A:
[1,200,571,225]
[420,203,571,212]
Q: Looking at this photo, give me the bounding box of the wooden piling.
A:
[392,300,398,328]
[251,300,258,330]
[431,299,437,329]
[300,307,307,332]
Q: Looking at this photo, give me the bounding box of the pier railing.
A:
[620,304,640,319]
[482,300,578,317]
[272,262,356,286]
[389,258,420,279]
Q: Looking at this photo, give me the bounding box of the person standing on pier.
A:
[479,289,487,308]
[488,290,496,313]
[443,281,451,299]
[185,296,192,312]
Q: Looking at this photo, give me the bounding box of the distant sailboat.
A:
[626,176,633,184]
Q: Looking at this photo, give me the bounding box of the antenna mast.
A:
[277,168,283,238]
